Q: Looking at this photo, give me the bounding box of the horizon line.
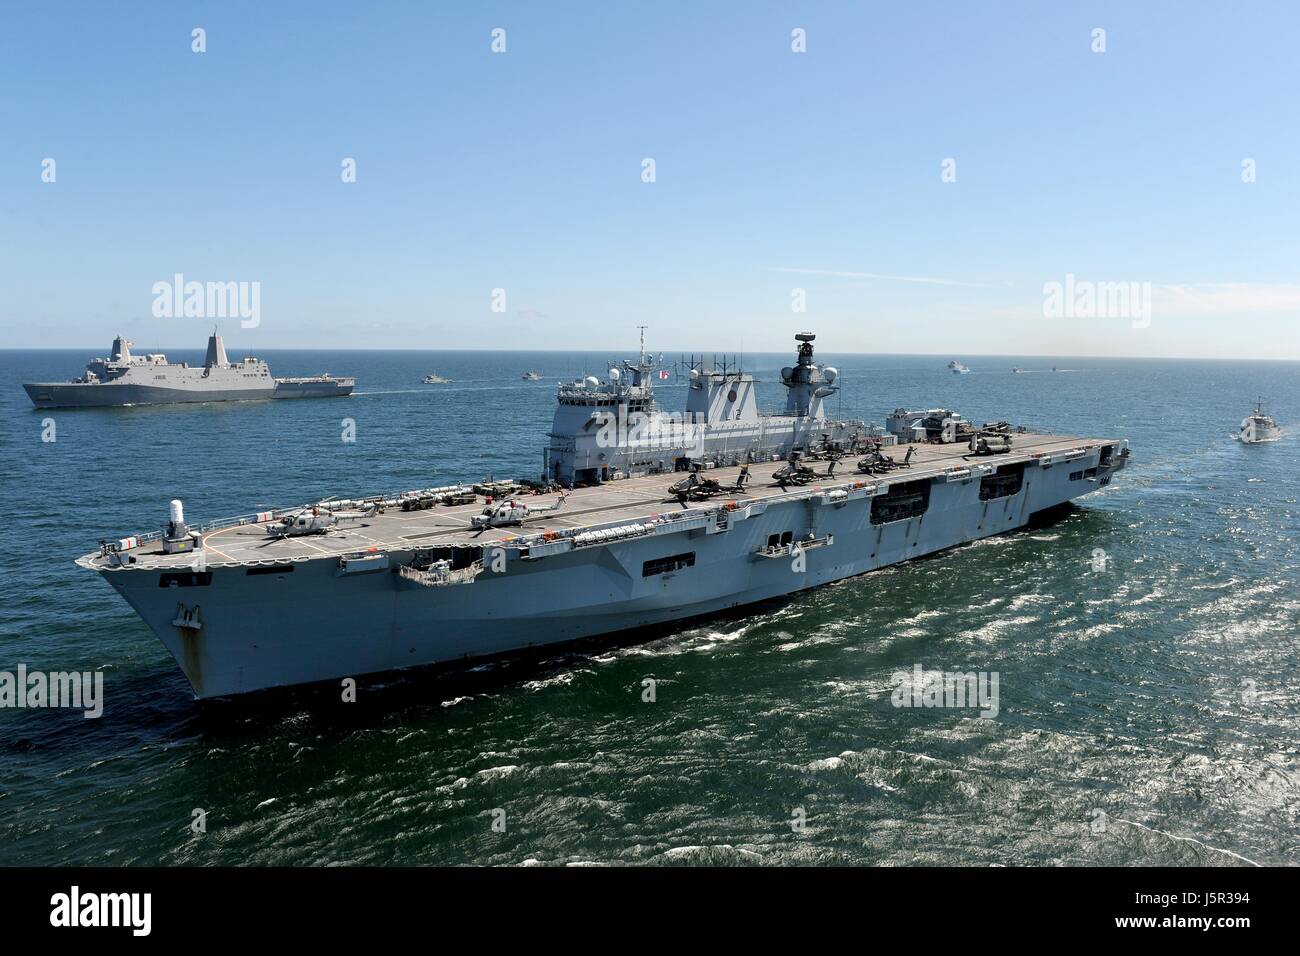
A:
[2,346,1299,363]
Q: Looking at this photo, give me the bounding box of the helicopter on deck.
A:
[800,431,864,462]
[857,446,916,475]
[265,505,376,538]
[666,464,750,505]
[470,495,568,530]
[772,452,838,489]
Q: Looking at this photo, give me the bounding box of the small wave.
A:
[911,609,949,622]
[805,755,844,771]
[522,672,581,692]
[660,844,764,863]
[476,765,519,781]
[776,630,841,652]
[956,615,1040,642]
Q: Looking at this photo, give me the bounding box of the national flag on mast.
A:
[658,370,670,381]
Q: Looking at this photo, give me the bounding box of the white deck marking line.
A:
[200,526,242,563]
[209,521,336,558]
[347,531,388,548]
[291,536,335,555]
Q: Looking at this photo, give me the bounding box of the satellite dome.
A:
[584,375,600,389]
[608,367,621,382]
[780,366,794,383]
[822,366,837,384]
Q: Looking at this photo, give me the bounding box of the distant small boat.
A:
[422,373,451,385]
[1012,366,1025,374]
[522,371,544,381]
[948,360,970,375]
[1238,399,1281,443]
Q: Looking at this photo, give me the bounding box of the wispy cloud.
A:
[770,266,1002,288]
[1151,282,1300,314]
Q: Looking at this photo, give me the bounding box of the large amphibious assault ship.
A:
[24,333,354,408]
[78,332,1129,698]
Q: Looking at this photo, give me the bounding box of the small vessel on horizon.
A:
[1012,366,1025,374]
[1238,399,1281,443]
[422,373,451,385]
[22,333,354,409]
[948,360,971,374]
[522,371,544,381]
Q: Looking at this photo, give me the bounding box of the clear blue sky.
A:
[2,1,1297,358]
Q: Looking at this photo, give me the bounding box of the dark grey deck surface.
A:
[82,433,1117,570]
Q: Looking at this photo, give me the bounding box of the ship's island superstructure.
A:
[23,333,353,408]
[544,332,863,485]
[77,332,1129,699]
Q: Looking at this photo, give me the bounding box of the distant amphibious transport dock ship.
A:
[78,332,1129,699]
[24,333,354,408]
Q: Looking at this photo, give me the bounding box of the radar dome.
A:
[822,367,837,384]
[780,366,794,383]
[608,367,621,382]
[584,375,600,389]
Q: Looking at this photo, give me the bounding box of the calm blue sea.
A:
[0,348,1297,865]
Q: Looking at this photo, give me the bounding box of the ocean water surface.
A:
[0,347,1296,865]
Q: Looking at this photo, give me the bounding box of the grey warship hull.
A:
[24,378,352,409]
[80,435,1127,699]
[24,332,353,408]
[77,332,1129,699]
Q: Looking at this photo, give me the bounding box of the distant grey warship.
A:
[24,333,354,408]
[78,331,1129,699]
[1237,399,1281,443]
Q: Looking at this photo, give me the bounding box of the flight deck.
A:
[79,432,1119,571]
